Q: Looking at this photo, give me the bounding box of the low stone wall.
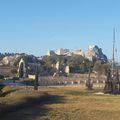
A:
[0,66,16,76]
[38,73,106,86]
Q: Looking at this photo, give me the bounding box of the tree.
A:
[86,66,93,90]
[34,65,39,90]
[0,74,4,79]
[93,60,104,82]
[67,55,89,73]
[0,74,4,95]
[11,68,18,76]
[103,63,111,75]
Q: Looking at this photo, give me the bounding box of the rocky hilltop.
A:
[0,45,108,67]
[87,45,108,63]
[1,55,21,66]
[0,54,38,66]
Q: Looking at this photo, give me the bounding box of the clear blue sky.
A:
[0,0,120,61]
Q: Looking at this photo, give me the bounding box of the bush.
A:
[0,74,4,79]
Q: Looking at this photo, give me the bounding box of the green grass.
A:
[1,86,120,120]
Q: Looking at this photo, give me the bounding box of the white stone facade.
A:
[56,49,70,55]
[73,49,85,57]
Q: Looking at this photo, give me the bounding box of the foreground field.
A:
[0,86,120,120]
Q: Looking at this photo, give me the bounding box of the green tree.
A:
[0,74,4,79]
[103,63,111,75]
[11,68,18,76]
[67,55,89,73]
[93,60,104,81]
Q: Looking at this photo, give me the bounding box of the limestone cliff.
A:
[87,45,108,62]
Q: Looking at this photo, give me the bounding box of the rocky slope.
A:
[87,45,108,62]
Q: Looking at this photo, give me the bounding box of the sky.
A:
[0,0,120,61]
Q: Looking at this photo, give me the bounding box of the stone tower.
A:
[18,58,28,78]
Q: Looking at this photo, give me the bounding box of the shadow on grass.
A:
[0,85,5,91]
[0,85,5,97]
[0,89,19,97]
[0,92,65,120]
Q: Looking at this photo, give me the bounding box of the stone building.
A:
[65,65,70,75]
[73,49,85,57]
[18,58,28,78]
[56,48,70,56]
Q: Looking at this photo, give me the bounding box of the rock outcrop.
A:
[87,45,108,63]
[1,55,21,66]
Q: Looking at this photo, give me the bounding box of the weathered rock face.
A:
[1,55,21,66]
[0,54,38,66]
[87,45,108,63]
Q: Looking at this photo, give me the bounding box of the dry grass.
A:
[1,86,120,120]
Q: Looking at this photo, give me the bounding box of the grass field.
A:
[0,86,120,120]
